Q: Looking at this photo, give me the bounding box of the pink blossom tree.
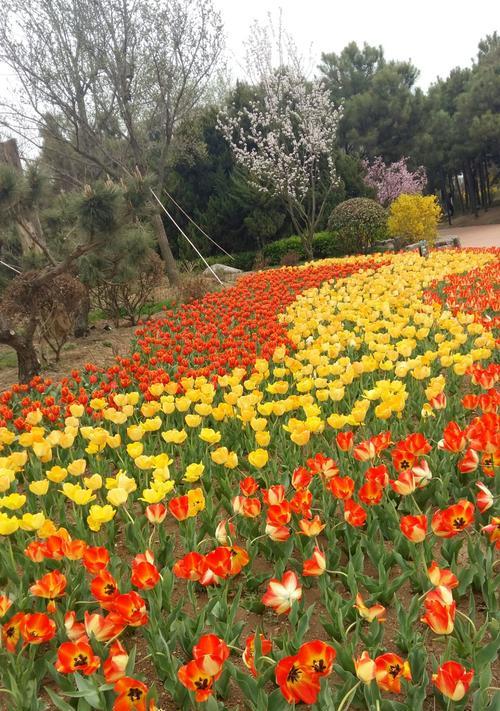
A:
[363,156,427,206]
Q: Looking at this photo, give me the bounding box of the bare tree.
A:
[0,0,225,285]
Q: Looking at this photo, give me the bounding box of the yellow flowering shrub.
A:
[387,194,442,245]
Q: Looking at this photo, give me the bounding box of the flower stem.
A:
[336,680,361,711]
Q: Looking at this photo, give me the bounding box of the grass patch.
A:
[0,350,17,369]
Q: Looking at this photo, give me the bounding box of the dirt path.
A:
[438,223,500,247]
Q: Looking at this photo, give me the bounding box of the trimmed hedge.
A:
[189,231,349,271]
[262,235,305,264]
[328,198,388,254]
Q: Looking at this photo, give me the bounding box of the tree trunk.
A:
[484,158,492,207]
[454,175,464,213]
[302,231,314,261]
[74,288,91,338]
[464,162,478,217]
[151,212,180,287]
[16,337,41,383]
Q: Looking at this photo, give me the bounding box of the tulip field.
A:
[0,249,498,711]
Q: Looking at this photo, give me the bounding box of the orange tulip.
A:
[432,661,474,701]
[457,447,479,473]
[63,538,87,560]
[481,516,500,548]
[275,655,320,704]
[427,562,458,589]
[232,495,261,518]
[290,490,312,518]
[291,466,313,490]
[438,421,467,452]
[130,561,160,591]
[262,485,286,506]
[173,552,209,581]
[303,546,326,577]
[168,494,190,521]
[19,612,56,645]
[83,546,110,574]
[103,640,129,683]
[297,640,335,677]
[358,481,384,505]
[344,499,367,527]
[193,633,229,678]
[374,652,411,693]
[64,611,86,641]
[400,514,427,543]
[178,658,219,703]
[328,476,355,500]
[205,547,232,579]
[306,454,339,480]
[365,464,389,488]
[84,611,126,642]
[354,593,386,623]
[0,594,13,618]
[298,515,325,537]
[113,677,154,710]
[431,500,474,538]
[421,586,456,634]
[228,545,250,575]
[267,502,292,527]
[55,638,101,675]
[90,570,119,606]
[240,476,259,496]
[111,592,148,628]
[2,611,24,652]
[336,431,354,451]
[145,503,167,524]
[242,634,273,677]
[476,482,493,513]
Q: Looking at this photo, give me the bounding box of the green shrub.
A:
[312,231,346,259]
[328,198,388,254]
[262,236,305,265]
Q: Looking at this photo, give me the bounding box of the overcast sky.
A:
[214,0,498,89]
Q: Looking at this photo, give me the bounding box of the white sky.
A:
[215,0,499,89]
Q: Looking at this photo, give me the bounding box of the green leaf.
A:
[475,636,500,667]
[44,688,75,711]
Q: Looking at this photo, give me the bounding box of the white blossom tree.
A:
[219,57,340,260]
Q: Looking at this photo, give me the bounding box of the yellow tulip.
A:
[0,513,19,535]
[183,462,205,483]
[46,466,68,483]
[20,512,46,531]
[199,428,221,444]
[127,442,144,458]
[107,487,129,506]
[161,429,187,444]
[248,448,268,468]
[29,479,50,495]
[0,493,26,510]
[68,459,87,477]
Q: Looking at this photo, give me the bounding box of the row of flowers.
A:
[0,249,498,710]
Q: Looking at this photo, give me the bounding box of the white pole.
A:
[150,189,224,285]
[162,188,234,260]
[0,259,21,274]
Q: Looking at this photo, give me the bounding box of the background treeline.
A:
[1,8,498,265]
